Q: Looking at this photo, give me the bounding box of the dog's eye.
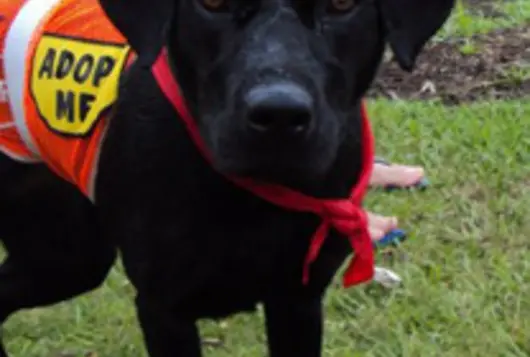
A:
[200,0,228,11]
[327,0,356,13]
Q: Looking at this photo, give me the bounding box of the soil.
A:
[367,25,530,104]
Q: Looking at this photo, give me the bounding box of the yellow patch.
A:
[30,34,130,136]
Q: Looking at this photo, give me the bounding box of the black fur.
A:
[0,0,454,356]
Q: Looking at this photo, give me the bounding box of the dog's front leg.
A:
[136,294,202,357]
[264,294,323,357]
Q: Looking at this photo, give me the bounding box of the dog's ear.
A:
[98,0,175,67]
[379,0,455,71]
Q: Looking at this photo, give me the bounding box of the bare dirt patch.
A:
[367,25,530,104]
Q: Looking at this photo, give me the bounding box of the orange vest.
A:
[0,0,134,201]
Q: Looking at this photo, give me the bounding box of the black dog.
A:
[0,0,454,356]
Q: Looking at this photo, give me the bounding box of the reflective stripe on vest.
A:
[3,0,63,159]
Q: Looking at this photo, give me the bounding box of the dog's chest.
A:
[167,197,327,318]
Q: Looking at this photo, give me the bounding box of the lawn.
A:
[3,1,530,356]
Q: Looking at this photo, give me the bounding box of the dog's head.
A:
[100,0,454,185]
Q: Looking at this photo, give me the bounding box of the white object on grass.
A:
[373,266,402,288]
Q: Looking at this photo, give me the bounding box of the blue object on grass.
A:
[373,228,407,249]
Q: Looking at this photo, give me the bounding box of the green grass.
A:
[3,99,530,357]
[438,0,530,39]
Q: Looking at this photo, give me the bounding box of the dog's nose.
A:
[244,83,314,135]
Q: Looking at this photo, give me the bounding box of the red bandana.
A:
[151,49,375,287]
